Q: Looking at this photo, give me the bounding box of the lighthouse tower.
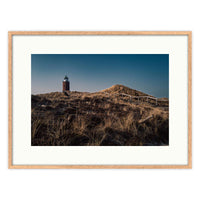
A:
[62,75,70,92]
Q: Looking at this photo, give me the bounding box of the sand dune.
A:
[31,85,169,146]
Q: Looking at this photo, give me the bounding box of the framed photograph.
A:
[8,31,192,169]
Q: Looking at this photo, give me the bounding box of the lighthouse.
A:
[62,75,70,92]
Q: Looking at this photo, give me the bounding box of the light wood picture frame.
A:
[8,31,192,169]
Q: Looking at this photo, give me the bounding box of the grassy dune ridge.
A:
[31,85,169,146]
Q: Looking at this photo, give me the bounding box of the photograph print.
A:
[31,54,169,146]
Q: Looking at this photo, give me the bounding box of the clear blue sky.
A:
[31,54,169,98]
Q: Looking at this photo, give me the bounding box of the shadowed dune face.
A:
[31,85,169,146]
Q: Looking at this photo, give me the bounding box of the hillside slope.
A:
[31,85,169,146]
[100,84,152,97]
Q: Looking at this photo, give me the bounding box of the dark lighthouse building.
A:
[62,75,70,92]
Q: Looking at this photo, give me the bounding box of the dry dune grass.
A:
[101,84,150,96]
[32,85,169,146]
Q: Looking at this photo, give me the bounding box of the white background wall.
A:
[0,0,198,200]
